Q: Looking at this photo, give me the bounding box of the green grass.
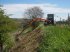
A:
[40,25,70,52]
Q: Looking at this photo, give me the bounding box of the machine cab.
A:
[47,14,54,25]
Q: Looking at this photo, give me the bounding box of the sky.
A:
[0,0,70,21]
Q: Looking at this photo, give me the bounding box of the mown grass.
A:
[40,25,70,52]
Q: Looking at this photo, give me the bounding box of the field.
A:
[40,25,70,52]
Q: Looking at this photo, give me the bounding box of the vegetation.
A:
[1,5,70,52]
[40,25,70,52]
[0,7,19,52]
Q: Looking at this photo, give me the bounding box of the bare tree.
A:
[23,7,44,29]
[24,6,44,19]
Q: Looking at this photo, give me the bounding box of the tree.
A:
[68,13,70,25]
[24,7,44,29]
[0,7,18,52]
[24,7,43,19]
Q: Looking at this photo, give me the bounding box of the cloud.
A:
[2,3,70,20]
[3,4,57,13]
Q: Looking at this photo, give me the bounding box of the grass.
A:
[39,25,70,52]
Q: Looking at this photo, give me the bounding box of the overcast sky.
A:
[0,0,70,21]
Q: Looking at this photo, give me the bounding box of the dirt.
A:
[9,27,43,52]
